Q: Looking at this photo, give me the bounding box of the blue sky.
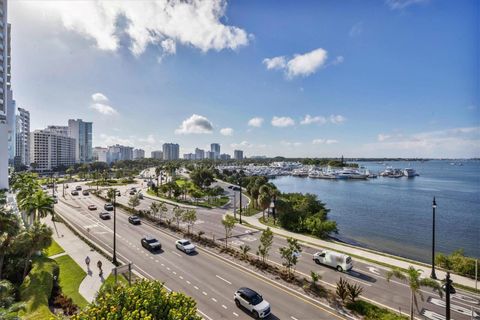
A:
[10,0,479,158]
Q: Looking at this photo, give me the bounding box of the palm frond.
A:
[419,278,444,299]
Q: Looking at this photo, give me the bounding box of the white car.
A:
[234,287,271,319]
[313,250,353,272]
[175,239,196,254]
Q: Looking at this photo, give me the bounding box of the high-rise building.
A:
[220,153,231,160]
[234,150,244,160]
[0,0,9,189]
[6,23,14,165]
[206,151,215,160]
[68,119,93,163]
[107,144,133,163]
[195,148,205,160]
[46,125,68,136]
[183,153,195,160]
[162,143,179,160]
[151,150,163,159]
[30,129,76,172]
[92,147,108,162]
[210,143,220,159]
[15,107,30,167]
[133,148,145,160]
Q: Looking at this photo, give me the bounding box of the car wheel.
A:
[253,311,259,319]
[336,266,343,272]
[314,259,320,265]
[235,299,241,308]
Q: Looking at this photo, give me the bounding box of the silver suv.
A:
[234,287,271,319]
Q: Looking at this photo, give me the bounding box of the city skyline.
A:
[8,0,480,158]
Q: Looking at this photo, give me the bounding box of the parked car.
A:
[313,250,353,272]
[71,190,79,196]
[232,186,241,191]
[234,288,271,319]
[138,193,144,199]
[175,239,196,254]
[128,216,141,225]
[75,185,82,191]
[228,185,233,189]
[88,205,97,210]
[141,236,162,251]
[82,190,89,196]
[104,203,114,211]
[99,212,111,220]
[129,190,136,195]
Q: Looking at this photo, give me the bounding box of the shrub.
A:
[336,277,349,303]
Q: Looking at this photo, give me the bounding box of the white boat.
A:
[336,168,368,180]
[403,168,418,177]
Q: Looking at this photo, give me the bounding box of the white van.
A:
[313,250,353,272]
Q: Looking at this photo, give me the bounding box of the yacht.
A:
[403,168,418,177]
[336,168,368,180]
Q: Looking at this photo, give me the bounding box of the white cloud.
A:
[332,56,344,65]
[220,127,233,136]
[286,48,328,78]
[158,38,177,62]
[175,114,213,135]
[28,0,250,56]
[281,141,302,147]
[377,134,392,142]
[312,139,339,145]
[301,115,327,125]
[262,56,286,70]
[271,116,295,127]
[99,134,134,146]
[248,117,264,127]
[329,114,346,124]
[89,92,118,115]
[385,0,429,10]
[231,141,251,148]
[138,134,156,144]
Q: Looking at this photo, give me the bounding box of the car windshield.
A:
[146,238,158,243]
[182,241,191,246]
[250,293,263,305]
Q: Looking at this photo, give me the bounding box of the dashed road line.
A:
[186,280,191,284]
[291,317,299,320]
[202,291,208,296]
[194,286,199,290]
[211,298,217,302]
[216,275,232,285]
[233,312,239,317]
[222,305,227,309]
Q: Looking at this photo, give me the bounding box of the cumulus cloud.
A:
[175,114,213,134]
[262,56,286,70]
[271,116,295,127]
[231,141,251,148]
[329,114,346,124]
[281,141,302,147]
[220,127,233,136]
[89,92,118,115]
[28,1,250,57]
[248,117,264,127]
[301,115,327,125]
[385,0,429,10]
[99,134,134,146]
[312,139,339,145]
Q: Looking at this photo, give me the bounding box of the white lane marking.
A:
[222,305,227,309]
[150,256,154,260]
[421,309,451,320]
[367,266,380,275]
[166,267,170,271]
[171,250,182,257]
[155,260,159,263]
[216,275,232,285]
[291,317,299,320]
[233,312,239,317]
[186,280,191,284]
[452,293,480,305]
[429,297,479,317]
[161,263,165,266]
[197,309,214,320]
[194,286,199,290]
[211,298,217,302]
[172,271,177,275]
[202,291,208,296]
[179,276,183,280]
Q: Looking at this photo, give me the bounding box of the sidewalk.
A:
[44,218,114,302]
[242,212,478,289]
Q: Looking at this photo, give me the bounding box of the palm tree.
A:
[17,190,54,225]
[20,222,52,279]
[386,266,443,320]
[0,211,20,279]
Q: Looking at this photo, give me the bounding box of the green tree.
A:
[221,215,236,248]
[347,282,363,302]
[386,266,443,320]
[182,209,197,235]
[0,280,15,308]
[19,223,53,279]
[336,277,349,303]
[106,188,118,203]
[190,168,215,190]
[279,237,302,279]
[240,245,251,260]
[17,190,54,225]
[72,279,201,320]
[0,210,20,279]
[173,206,185,229]
[66,167,74,179]
[310,271,321,289]
[128,194,141,211]
[257,227,273,264]
[304,214,338,239]
[258,193,271,220]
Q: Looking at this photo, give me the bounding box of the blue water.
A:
[272,160,480,262]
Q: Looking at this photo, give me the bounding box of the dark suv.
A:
[128,216,141,225]
[141,236,161,251]
[104,203,114,211]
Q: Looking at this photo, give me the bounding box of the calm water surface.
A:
[272,160,480,262]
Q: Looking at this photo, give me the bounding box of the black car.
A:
[71,190,79,196]
[82,190,89,196]
[99,212,111,220]
[75,186,82,191]
[129,190,136,195]
[228,185,233,189]
[141,236,161,251]
[128,216,141,225]
[232,186,241,191]
[104,203,114,211]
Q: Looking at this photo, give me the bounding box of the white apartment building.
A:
[183,153,195,160]
[15,107,29,167]
[0,0,9,189]
[162,143,179,160]
[30,129,76,172]
[93,146,108,162]
[133,148,145,160]
[195,148,205,160]
[107,144,133,163]
[151,150,163,159]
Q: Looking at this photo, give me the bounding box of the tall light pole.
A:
[112,189,118,265]
[444,271,455,320]
[238,179,243,224]
[431,196,437,279]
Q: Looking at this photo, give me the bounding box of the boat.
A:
[336,168,368,180]
[403,168,418,177]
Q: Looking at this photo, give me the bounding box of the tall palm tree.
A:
[386,266,443,320]
[17,190,54,225]
[20,222,52,279]
[0,211,21,279]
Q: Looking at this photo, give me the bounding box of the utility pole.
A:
[445,271,455,320]
[238,179,242,224]
[112,189,117,265]
[431,196,437,279]
[233,191,236,219]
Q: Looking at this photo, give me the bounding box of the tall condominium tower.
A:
[210,143,220,159]
[68,119,93,163]
[15,107,30,167]
[0,0,9,189]
[162,143,180,160]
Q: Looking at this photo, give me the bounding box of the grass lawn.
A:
[43,239,65,257]
[101,272,129,290]
[54,255,88,308]
[347,300,407,320]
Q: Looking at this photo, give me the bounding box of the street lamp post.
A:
[112,189,118,265]
[444,271,455,320]
[238,179,243,224]
[431,196,437,279]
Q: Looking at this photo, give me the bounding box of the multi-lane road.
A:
[56,179,480,320]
